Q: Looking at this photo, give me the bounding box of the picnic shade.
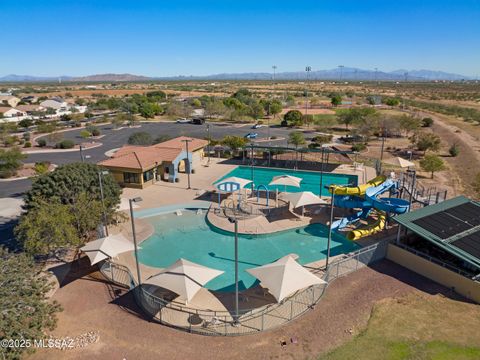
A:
[384,157,415,168]
[117,198,140,211]
[80,233,135,265]
[280,191,327,215]
[215,176,253,192]
[144,258,224,303]
[246,255,326,302]
[269,175,303,205]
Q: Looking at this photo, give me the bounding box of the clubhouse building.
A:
[98,136,208,188]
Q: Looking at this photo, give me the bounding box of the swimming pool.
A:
[216,166,358,197]
[138,209,359,291]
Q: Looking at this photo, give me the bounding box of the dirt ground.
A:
[29,260,462,360]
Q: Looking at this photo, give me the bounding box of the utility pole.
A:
[305,66,311,126]
[181,139,193,189]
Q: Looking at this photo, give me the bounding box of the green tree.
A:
[139,102,163,119]
[383,97,400,106]
[15,200,80,254]
[18,118,33,129]
[288,131,306,148]
[70,192,104,240]
[0,248,61,360]
[411,132,442,155]
[24,162,120,216]
[282,110,303,127]
[0,147,27,178]
[398,115,421,136]
[249,102,265,120]
[330,94,342,106]
[337,108,377,130]
[191,98,202,108]
[80,129,91,139]
[222,135,248,154]
[205,99,227,119]
[420,154,446,179]
[128,131,153,145]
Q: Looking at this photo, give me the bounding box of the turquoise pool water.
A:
[216,166,358,197]
[138,210,359,291]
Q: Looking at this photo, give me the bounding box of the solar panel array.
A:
[412,203,480,240]
[452,231,480,259]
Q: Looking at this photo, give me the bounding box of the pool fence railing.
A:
[99,239,389,335]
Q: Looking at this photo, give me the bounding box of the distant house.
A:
[16,104,45,115]
[40,97,68,110]
[98,136,208,188]
[21,95,38,103]
[0,107,27,120]
[0,95,20,107]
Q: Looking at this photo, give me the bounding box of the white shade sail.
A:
[215,176,253,192]
[279,191,326,209]
[269,175,303,188]
[80,233,135,265]
[247,255,326,302]
[384,157,415,168]
[117,198,140,211]
[145,258,224,303]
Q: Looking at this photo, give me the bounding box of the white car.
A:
[252,124,264,129]
[176,118,190,124]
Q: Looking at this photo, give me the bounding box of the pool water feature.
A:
[138,210,359,291]
[216,166,358,197]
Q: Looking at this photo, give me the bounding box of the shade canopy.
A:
[145,258,224,303]
[215,176,253,192]
[269,175,303,188]
[117,198,140,211]
[80,233,135,265]
[247,255,326,302]
[384,157,415,168]
[280,191,326,209]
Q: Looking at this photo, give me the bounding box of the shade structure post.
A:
[235,218,239,324]
[326,190,334,270]
[98,171,109,237]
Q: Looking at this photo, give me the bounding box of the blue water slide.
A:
[331,207,371,231]
[365,179,410,214]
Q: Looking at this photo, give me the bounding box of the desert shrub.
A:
[422,117,434,127]
[37,138,47,147]
[55,139,75,149]
[24,141,32,148]
[449,144,460,157]
[34,161,50,175]
[351,143,367,152]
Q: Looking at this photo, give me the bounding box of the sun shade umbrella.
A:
[144,258,224,303]
[280,191,327,215]
[246,255,326,302]
[384,157,415,168]
[269,175,303,206]
[80,233,135,265]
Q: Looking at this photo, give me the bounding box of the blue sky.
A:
[1,0,479,77]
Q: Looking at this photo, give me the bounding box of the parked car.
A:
[191,117,205,125]
[244,132,258,139]
[252,124,264,129]
[176,118,190,123]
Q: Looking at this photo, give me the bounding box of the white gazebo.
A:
[144,258,224,303]
[80,233,135,265]
[246,255,326,302]
[280,191,327,216]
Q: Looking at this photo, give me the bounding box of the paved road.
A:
[1,121,305,198]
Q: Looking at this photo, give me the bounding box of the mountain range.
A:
[0,68,474,82]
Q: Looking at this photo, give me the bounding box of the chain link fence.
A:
[99,240,388,336]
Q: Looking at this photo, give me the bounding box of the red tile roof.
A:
[98,136,206,171]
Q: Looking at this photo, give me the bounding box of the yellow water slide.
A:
[346,212,386,241]
[328,175,386,196]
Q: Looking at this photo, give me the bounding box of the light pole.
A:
[181,139,193,189]
[80,145,84,162]
[250,143,255,193]
[206,124,211,166]
[326,189,335,270]
[228,216,240,325]
[129,197,143,286]
[305,66,311,124]
[98,170,109,237]
[379,136,386,173]
[319,146,326,197]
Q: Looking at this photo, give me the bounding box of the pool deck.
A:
[101,159,380,321]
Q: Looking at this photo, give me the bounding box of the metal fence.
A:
[99,240,389,336]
